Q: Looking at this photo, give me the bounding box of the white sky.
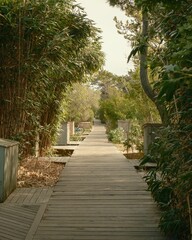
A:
[76,0,133,76]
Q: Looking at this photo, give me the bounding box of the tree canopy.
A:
[0,0,104,156]
[107,0,192,238]
[95,70,159,129]
[65,82,100,124]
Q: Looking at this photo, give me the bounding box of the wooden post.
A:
[0,139,19,202]
[143,123,162,154]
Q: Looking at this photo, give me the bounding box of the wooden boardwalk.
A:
[0,187,52,240]
[0,204,39,240]
[5,187,53,205]
[32,121,166,240]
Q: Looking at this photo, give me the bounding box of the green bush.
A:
[108,128,125,144]
[123,121,143,153]
[141,123,192,239]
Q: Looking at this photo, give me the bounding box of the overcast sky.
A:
[76,0,133,76]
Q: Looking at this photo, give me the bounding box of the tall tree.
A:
[107,1,192,238]
[65,82,100,124]
[0,0,104,157]
[107,0,169,123]
[95,70,159,129]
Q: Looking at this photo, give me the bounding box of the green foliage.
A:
[65,82,100,124]
[96,70,160,131]
[141,121,192,239]
[159,208,188,240]
[99,88,129,129]
[0,0,104,157]
[108,0,192,238]
[108,128,125,144]
[123,121,143,152]
[70,132,83,141]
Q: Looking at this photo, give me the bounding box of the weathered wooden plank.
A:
[52,190,150,195]
[0,208,36,221]
[38,156,69,163]
[47,201,155,206]
[41,218,160,225]
[32,121,166,240]
[44,209,159,215]
[26,204,48,240]
[0,230,25,240]
[15,188,30,204]
[39,221,159,228]
[49,195,152,200]
[53,186,148,192]
[33,235,164,240]
[47,205,156,210]
[30,188,44,203]
[0,214,30,229]
[0,220,29,234]
[34,229,164,236]
[0,205,40,240]
[42,212,159,218]
[22,188,37,204]
[57,179,145,184]
[35,188,53,204]
[8,187,52,205]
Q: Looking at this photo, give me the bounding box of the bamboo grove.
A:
[0,0,104,157]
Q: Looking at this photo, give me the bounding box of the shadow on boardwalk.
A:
[0,120,166,240]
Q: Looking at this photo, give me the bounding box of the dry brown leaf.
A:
[17,157,64,188]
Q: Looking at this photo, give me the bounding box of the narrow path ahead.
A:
[32,121,165,240]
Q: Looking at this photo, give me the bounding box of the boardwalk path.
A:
[0,187,52,240]
[31,121,165,240]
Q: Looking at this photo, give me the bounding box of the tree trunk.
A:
[140,10,169,125]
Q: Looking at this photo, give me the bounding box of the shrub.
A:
[108,128,125,144]
[141,123,192,239]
